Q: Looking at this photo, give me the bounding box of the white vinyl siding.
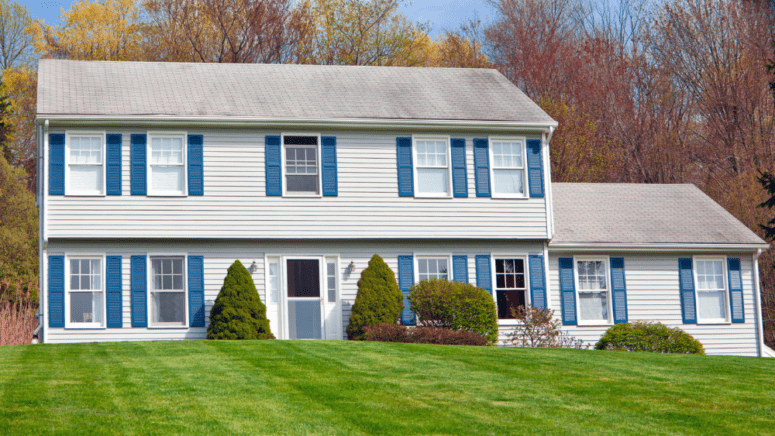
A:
[45,129,549,239]
[66,134,105,195]
[546,252,761,356]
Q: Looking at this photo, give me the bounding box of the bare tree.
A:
[0,0,33,70]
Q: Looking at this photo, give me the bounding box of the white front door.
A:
[284,258,325,340]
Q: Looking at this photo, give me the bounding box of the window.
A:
[67,257,104,327]
[67,135,104,195]
[694,258,729,323]
[150,256,186,327]
[576,259,611,324]
[414,138,450,196]
[267,259,279,304]
[326,260,337,303]
[417,257,449,282]
[490,139,527,197]
[149,135,186,196]
[284,135,320,195]
[495,258,526,319]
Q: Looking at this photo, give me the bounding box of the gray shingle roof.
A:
[37,59,555,124]
[551,183,767,246]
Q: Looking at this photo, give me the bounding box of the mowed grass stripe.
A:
[0,341,773,435]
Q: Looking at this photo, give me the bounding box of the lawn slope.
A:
[1,341,774,435]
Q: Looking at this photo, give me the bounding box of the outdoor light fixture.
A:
[249,260,258,274]
[347,261,355,273]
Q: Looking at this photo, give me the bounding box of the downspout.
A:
[32,120,48,343]
[753,248,766,357]
[544,126,555,240]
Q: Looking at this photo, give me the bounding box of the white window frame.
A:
[264,255,283,339]
[573,255,613,326]
[412,135,453,198]
[491,254,529,323]
[488,136,529,199]
[65,131,107,196]
[147,253,189,329]
[692,255,731,325]
[281,132,322,198]
[414,254,453,283]
[64,253,106,329]
[147,131,188,197]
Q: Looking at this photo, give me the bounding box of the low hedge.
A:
[408,279,498,344]
[363,323,489,346]
[595,322,705,354]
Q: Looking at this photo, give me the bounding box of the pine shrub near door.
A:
[346,254,404,340]
[409,279,498,344]
[595,322,704,354]
[207,260,274,340]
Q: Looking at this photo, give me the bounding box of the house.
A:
[35,59,771,356]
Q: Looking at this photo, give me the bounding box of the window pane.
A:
[417,168,448,194]
[286,175,319,193]
[69,166,103,192]
[70,292,102,323]
[493,169,524,195]
[579,292,608,322]
[268,262,279,304]
[327,263,336,276]
[151,166,184,193]
[151,292,186,326]
[418,259,428,274]
[286,259,320,297]
[173,259,183,274]
[497,290,525,319]
[698,290,727,320]
[288,299,322,339]
[70,137,102,164]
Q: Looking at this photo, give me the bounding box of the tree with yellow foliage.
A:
[300,0,430,66]
[2,66,36,190]
[32,0,146,61]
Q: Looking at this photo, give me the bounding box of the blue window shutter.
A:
[528,255,547,309]
[452,255,468,283]
[321,136,338,196]
[526,139,545,198]
[106,134,122,195]
[131,255,147,327]
[727,258,744,323]
[678,258,697,324]
[106,256,123,328]
[397,255,415,325]
[473,138,490,197]
[396,137,414,197]
[559,258,577,325]
[475,255,492,295]
[609,257,628,324]
[188,134,204,196]
[451,138,468,198]
[265,135,282,196]
[130,134,147,195]
[48,134,65,195]
[188,256,205,327]
[48,255,65,327]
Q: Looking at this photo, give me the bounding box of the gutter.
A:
[753,248,766,357]
[35,120,48,343]
[548,242,771,252]
[544,126,555,240]
[37,115,559,133]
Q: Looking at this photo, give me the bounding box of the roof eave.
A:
[36,114,558,132]
[548,242,770,252]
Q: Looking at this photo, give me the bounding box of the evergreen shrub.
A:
[363,323,488,346]
[346,254,404,340]
[408,279,498,344]
[595,322,705,354]
[207,260,274,340]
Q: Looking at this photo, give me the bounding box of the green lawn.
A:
[1,341,774,435]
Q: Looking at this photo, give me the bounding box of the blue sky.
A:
[21,0,495,38]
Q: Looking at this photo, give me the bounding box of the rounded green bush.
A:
[408,279,498,344]
[207,260,274,340]
[346,254,404,340]
[595,321,704,354]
